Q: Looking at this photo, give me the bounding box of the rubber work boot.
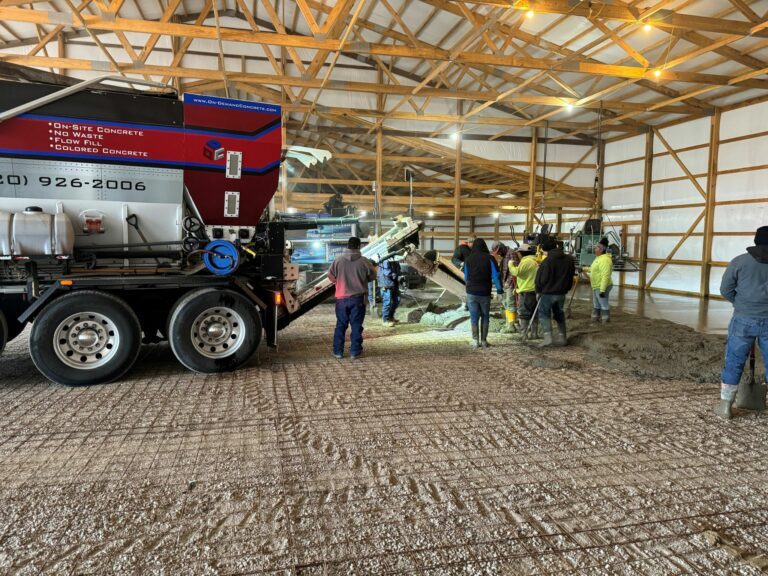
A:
[519,319,530,341]
[471,325,480,349]
[529,320,540,340]
[481,319,491,348]
[540,330,554,347]
[591,309,601,325]
[553,321,567,347]
[714,399,733,420]
[735,380,768,412]
[601,311,610,324]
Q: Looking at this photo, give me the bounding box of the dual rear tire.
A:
[28,288,262,385]
[29,291,142,386]
[168,288,262,373]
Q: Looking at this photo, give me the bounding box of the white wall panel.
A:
[604,135,645,164]
[712,170,768,202]
[647,236,703,260]
[714,202,768,232]
[605,161,644,187]
[603,186,643,210]
[648,207,704,233]
[650,178,707,206]
[654,118,710,151]
[720,101,768,141]
[711,236,753,262]
[645,263,702,292]
[718,136,768,172]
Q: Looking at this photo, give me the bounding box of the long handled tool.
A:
[735,343,767,412]
[521,296,541,343]
[566,274,580,319]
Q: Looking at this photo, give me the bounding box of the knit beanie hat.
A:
[755,226,768,246]
[598,237,609,248]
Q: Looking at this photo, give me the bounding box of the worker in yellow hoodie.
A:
[588,237,613,323]
[509,243,539,338]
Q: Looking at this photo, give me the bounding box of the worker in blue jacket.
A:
[378,258,402,328]
[464,238,503,349]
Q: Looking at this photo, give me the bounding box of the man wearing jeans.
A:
[378,258,401,327]
[535,239,575,347]
[716,226,768,419]
[589,238,613,323]
[328,237,375,360]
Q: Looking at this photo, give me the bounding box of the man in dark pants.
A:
[715,226,768,419]
[328,237,375,359]
[378,258,401,327]
[535,239,575,347]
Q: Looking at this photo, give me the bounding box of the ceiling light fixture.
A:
[526,9,535,19]
[427,211,435,218]
[653,69,662,79]
[491,212,500,219]
[643,22,652,32]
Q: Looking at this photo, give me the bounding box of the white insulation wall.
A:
[603,100,768,296]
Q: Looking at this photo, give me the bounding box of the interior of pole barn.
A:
[1,0,768,573]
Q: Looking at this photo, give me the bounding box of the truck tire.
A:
[168,288,261,374]
[0,309,7,355]
[29,291,142,386]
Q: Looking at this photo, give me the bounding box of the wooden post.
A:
[639,129,654,290]
[526,127,538,231]
[555,212,562,234]
[57,32,65,77]
[453,102,463,246]
[700,109,721,298]
[494,217,500,241]
[375,128,383,235]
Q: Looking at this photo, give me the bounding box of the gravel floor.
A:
[1,303,767,575]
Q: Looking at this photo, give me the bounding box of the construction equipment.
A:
[571,218,639,272]
[0,69,425,385]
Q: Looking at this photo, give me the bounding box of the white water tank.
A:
[0,207,75,257]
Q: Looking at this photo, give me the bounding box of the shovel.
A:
[735,343,767,412]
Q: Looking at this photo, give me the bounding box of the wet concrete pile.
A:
[398,297,748,384]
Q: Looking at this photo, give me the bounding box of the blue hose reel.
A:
[202,240,240,276]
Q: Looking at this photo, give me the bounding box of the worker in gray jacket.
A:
[328,237,375,360]
[715,226,768,419]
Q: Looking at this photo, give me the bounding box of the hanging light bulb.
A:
[526,9,535,19]
[565,103,574,112]
[427,211,435,218]
[643,22,652,32]
[653,69,662,79]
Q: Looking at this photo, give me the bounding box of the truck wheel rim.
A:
[54,312,120,370]
[191,307,245,359]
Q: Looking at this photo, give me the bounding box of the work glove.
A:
[599,292,606,298]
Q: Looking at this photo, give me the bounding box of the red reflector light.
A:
[275,292,283,305]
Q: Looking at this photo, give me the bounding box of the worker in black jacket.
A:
[464,238,503,349]
[451,236,475,269]
[535,238,575,347]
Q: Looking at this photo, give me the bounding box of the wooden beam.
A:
[375,128,382,235]
[652,127,707,198]
[639,130,654,290]
[700,110,721,297]
[453,106,463,246]
[438,0,768,37]
[527,128,538,231]
[2,8,768,88]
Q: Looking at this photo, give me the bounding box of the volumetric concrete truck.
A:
[0,68,422,385]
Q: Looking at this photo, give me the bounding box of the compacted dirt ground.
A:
[1,299,768,575]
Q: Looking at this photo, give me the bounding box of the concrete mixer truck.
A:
[0,69,422,385]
